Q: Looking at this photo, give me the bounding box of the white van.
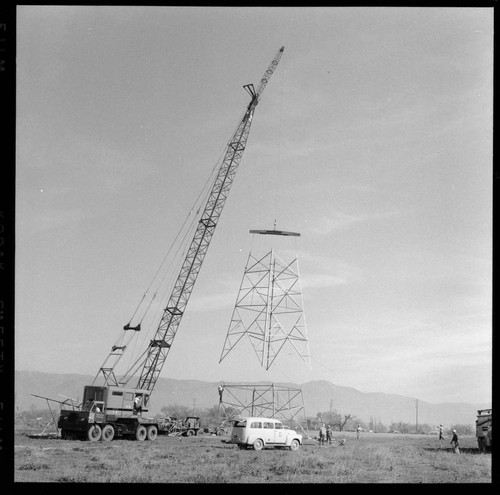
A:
[229,416,302,451]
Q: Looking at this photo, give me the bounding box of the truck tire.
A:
[147,425,158,441]
[101,424,115,442]
[87,424,102,442]
[186,429,194,437]
[290,439,300,451]
[135,425,147,441]
[253,439,264,451]
[216,427,226,436]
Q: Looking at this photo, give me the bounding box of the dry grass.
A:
[13,430,491,484]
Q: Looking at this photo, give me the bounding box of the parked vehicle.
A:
[229,416,302,451]
[476,408,492,452]
[57,385,158,442]
[158,416,201,436]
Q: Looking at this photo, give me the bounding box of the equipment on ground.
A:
[157,416,201,437]
[476,408,492,452]
[51,46,285,442]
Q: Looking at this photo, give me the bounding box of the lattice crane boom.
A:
[133,46,285,392]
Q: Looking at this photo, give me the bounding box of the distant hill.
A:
[14,370,489,427]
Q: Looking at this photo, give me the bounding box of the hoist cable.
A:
[126,142,227,326]
[122,142,229,379]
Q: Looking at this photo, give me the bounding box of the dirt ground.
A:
[10,428,491,484]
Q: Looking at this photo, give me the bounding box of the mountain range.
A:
[14,370,490,427]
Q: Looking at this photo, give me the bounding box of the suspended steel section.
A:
[219,228,311,371]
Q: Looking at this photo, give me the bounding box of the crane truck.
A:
[55,46,285,442]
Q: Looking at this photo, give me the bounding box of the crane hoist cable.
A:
[125,152,223,327]
[130,131,232,330]
[98,148,226,383]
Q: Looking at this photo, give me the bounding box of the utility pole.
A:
[415,399,419,434]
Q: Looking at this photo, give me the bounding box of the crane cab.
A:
[82,385,151,419]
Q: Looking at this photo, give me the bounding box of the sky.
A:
[15,6,493,405]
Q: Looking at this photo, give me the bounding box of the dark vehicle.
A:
[158,416,201,436]
[58,385,159,442]
[476,409,492,452]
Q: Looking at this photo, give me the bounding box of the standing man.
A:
[450,429,460,454]
[356,424,362,440]
[133,394,143,415]
[326,424,333,445]
[319,423,327,446]
[437,424,444,447]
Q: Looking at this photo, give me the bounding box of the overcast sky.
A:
[16,6,492,405]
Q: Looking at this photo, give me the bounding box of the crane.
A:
[56,46,285,442]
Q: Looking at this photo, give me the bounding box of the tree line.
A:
[157,404,473,436]
[16,404,474,436]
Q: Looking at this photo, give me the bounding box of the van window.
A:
[250,421,262,428]
[263,422,274,429]
[275,422,283,429]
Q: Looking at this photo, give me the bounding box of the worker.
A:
[450,429,460,454]
[437,424,444,446]
[326,424,333,445]
[319,423,327,446]
[218,385,224,403]
[356,424,362,439]
[133,395,143,415]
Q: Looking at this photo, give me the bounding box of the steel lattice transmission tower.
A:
[219,230,311,370]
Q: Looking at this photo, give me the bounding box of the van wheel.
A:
[87,425,102,442]
[101,424,115,442]
[253,439,264,451]
[290,439,300,451]
[147,425,158,441]
[135,425,147,441]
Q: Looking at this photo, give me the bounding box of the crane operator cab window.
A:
[83,399,104,413]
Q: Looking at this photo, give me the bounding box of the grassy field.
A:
[13,427,491,484]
